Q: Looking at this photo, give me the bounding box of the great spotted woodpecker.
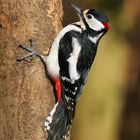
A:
[17,4,109,140]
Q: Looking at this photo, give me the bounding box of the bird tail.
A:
[44,100,76,140]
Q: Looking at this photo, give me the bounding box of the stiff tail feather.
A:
[44,100,75,140]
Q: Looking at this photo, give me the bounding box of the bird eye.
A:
[87,14,92,19]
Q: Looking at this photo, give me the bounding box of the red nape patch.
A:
[103,22,110,30]
[53,79,61,102]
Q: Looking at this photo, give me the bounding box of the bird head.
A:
[71,4,110,32]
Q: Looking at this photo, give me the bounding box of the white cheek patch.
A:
[85,16,104,31]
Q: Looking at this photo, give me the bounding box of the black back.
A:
[58,30,98,100]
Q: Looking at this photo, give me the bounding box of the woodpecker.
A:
[17,4,109,140]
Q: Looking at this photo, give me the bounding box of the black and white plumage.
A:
[17,4,109,140]
[44,4,110,140]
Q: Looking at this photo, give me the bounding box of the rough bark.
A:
[0,0,63,140]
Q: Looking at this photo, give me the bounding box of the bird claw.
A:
[17,40,38,61]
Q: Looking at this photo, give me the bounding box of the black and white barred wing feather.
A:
[59,30,97,100]
[45,101,71,140]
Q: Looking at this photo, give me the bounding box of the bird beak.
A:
[71,4,83,17]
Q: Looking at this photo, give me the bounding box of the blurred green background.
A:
[62,0,140,140]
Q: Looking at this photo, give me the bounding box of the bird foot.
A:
[17,39,39,61]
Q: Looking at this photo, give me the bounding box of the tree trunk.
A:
[0,0,63,140]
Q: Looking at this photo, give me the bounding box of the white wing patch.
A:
[46,24,82,78]
[67,37,81,83]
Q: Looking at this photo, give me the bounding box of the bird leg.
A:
[17,39,62,102]
[17,39,46,63]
